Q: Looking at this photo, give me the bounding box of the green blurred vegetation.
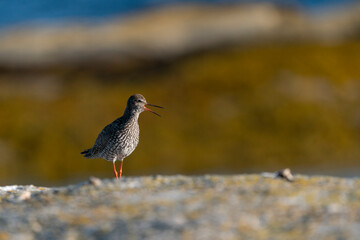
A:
[1,41,360,185]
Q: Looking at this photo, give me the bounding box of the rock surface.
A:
[0,174,359,240]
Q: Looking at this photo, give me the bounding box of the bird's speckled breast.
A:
[116,122,139,160]
[113,117,140,160]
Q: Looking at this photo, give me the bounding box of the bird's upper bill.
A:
[144,103,163,117]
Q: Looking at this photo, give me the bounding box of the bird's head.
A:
[127,94,163,116]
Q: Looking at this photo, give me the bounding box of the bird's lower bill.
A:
[144,104,163,117]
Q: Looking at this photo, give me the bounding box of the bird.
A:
[81,94,163,179]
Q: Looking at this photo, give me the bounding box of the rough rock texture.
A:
[0,175,359,240]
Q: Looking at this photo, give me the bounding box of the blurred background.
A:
[0,0,360,185]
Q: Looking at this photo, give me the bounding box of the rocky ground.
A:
[0,174,359,240]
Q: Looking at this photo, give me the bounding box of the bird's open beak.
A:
[144,103,163,117]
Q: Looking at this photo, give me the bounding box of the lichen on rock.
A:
[0,174,359,239]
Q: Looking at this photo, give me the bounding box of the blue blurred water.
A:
[0,0,355,29]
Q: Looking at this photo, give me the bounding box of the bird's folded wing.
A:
[90,123,118,155]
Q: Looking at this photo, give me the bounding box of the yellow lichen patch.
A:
[0,232,9,240]
[57,214,93,226]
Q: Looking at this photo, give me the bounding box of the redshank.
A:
[81,94,162,179]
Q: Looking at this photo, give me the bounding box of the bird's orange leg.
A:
[118,160,124,179]
[113,162,118,179]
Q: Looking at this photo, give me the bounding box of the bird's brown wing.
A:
[86,122,119,158]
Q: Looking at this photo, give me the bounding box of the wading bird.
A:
[81,94,162,179]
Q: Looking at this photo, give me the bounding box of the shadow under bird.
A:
[81,94,163,179]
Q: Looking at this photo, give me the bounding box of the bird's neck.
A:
[123,107,140,122]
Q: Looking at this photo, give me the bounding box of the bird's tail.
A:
[81,149,92,158]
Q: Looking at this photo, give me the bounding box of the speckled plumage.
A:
[82,111,140,162]
[81,94,162,179]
